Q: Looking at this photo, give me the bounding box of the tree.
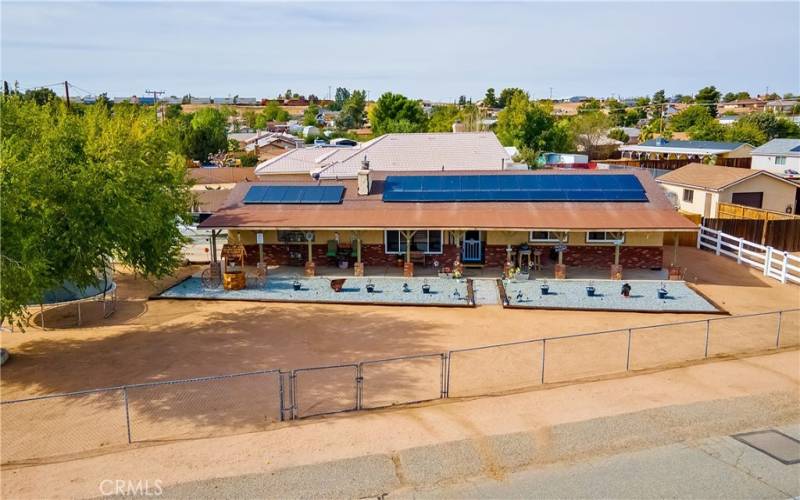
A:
[331,87,350,111]
[368,92,427,135]
[242,110,258,129]
[182,107,227,161]
[577,98,601,113]
[669,105,713,131]
[23,87,58,106]
[606,99,626,127]
[571,111,611,158]
[165,104,183,120]
[725,121,767,146]
[95,93,114,111]
[607,128,630,144]
[457,95,468,106]
[495,93,573,153]
[1,96,193,328]
[695,86,721,116]
[498,88,526,108]
[687,120,725,141]
[738,112,800,141]
[303,103,320,126]
[650,90,667,119]
[284,89,292,100]
[337,90,367,130]
[429,105,460,131]
[261,101,290,123]
[483,88,498,108]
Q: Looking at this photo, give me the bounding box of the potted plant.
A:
[402,283,411,293]
[422,281,431,294]
[540,280,549,296]
[657,284,668,299]
[586,282,596,297]
[366,280,375,293]
[621,282,632,298]
[292,280,302,291]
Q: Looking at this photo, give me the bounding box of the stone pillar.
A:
[610,264,623,280]
[353,262,364,277]
[304,261,316,277]
[403,261,414,277]
[554,263,567,279]
[668,265,683,281]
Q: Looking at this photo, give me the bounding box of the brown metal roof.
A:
[199,170,697,232]
[187,167,256,184]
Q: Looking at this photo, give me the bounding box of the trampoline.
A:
[30,273,117,329]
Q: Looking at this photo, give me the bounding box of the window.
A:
[529,231,566,243]
[682,189,694,203]
[775,156,787,166]
[384,230,443,254]
[586,232,624,244]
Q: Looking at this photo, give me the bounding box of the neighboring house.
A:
[750,139,800,177]
[618,127,641,144]
[254,132,513,179]
[716,99,765,114]
[765,99,799,114]
[718,114,742,126]
[656,163,798,217]
[200,170,696,272]
[551,102,581,116]
[241,132,304,161]
[619,139,753,162]
[541,152,589,166]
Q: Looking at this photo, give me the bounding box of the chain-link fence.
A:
[2,309,798,464]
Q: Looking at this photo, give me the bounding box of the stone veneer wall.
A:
[242,244,663,269]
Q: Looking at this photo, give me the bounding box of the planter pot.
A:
[422,284,431,294]
[586,287,595,297]
[366,284,375,293]
[292,281,302,291]
[540,286,549,296]
[657,289,668,299]
[330,278,346,292]
[338,260,349,269]
[402,283,411,293]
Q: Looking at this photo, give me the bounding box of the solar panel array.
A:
[382,174,649,202]
[243,185,345,204]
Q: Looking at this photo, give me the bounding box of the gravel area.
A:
[502,279,719,313]
[158,276,472,306]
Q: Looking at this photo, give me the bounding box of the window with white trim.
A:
[384,230,443,254]
[682,189,694,203]
[586,232,625,244]
[775,156,787,166]
[529,231,567,243]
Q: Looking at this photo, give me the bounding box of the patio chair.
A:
[326,239,339,265]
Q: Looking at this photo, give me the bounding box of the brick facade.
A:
[242,243,663,270]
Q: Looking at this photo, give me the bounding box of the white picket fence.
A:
[698,225,800,285]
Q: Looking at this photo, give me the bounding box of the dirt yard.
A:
[1,246,797,401]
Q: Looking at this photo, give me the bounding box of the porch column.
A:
[210,230,218,263]
[668,233,682,280]
[305,233,315,276]
[449,230,464,275]
[401,230,416,277]
[352,231,364,277]
[611,234,623,280]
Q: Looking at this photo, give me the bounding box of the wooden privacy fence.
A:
[703,217,800,252]
[717,203,799,222]
[698,225,800,285]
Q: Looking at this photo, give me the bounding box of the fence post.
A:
[355,364,364,411]
[626,329,632,371]
[776,311,783,348]
[444,352,452,398]
[278,371,286,422]
[123,387,132,444]
[704,320,711,358]
[715,231,721,256]
[737,239,743,264]
[540,339,546,384]
[441,353,449,398]
[290,371,297,420]
[764,247,772,277]
[697,226,703,249]
[781,252,788,284]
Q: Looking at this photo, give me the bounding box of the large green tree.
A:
[695,86,721,116]
[368,92,427,135]
[669,105,714,131]
[303,103,320,126]
[483,88,498,108]
[498,88,526,108]
[182,107,227,161]
[330,87,350,111]
[337,90,367,130]
[0,97,193,327]
[495,93,572,153]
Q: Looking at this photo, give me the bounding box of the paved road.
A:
[394,425,800,499]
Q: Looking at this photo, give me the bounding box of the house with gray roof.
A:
[750,138,800,178]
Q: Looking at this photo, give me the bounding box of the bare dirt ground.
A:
[2,350,798,499]
[1,247,797,401]
[2,247,799,400]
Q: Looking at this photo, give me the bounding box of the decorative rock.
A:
[554,264,567,279]
[610,264,623,280]
[353,262,365,277]
[403,261,414,278]
[304,261,316,277]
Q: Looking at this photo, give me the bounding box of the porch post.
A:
[669,233,683,280]
[353,231,364,277]
[610,233,623,280]
[210,230,218,263]
[304,233,315,276]
[401,230,416,277]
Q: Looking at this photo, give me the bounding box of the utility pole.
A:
[64,81,70,109]
[145,89,165,120]
[3,80,9,95]
[549,87,553,100]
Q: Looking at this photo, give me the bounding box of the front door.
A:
[462,231,482,262]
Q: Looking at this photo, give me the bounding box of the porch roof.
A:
[199,170,698,232]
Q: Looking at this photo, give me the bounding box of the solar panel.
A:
[243,185,345,204]
[382,174,648,203]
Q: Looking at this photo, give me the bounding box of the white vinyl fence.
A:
[698,225,800,285]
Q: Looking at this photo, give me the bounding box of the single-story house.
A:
[199,169,696,277]
[656,163,798,217]
[765,99,798,114]
[716,99,765,114]
[750,138,800,178]
[619,139,753,162]
[717,114,742,126]
[254,132,513,179]
[242,132,304,161]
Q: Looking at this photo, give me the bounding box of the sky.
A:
[2,1,799,102]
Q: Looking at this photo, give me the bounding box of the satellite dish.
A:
[665,191,680,210]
